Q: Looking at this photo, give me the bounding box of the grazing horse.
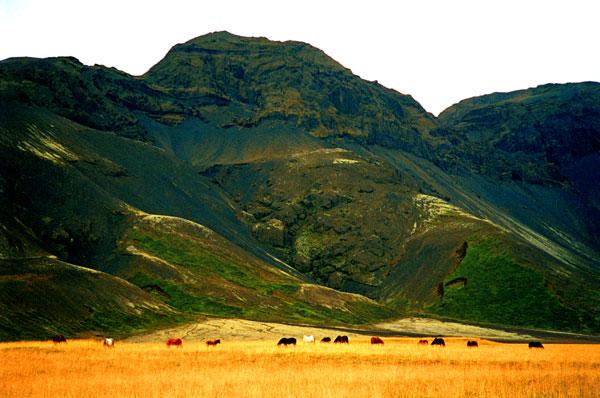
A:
[103,338,115,348]
[431,337,446,347]
[206,339,221,347]
[334,335,349,344]
[277,337,297,347]
[528,341,544,349]
[371,337,384,345]
[303,335,315,343]
[52,335,67,344]
[320,337,331,343]
[166,338,183,348]
[466,340,478,348]
[418,339,429,345]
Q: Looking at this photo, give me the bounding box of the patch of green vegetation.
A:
[280,295,397,325]
[428,239,582,331]
[80,308,188,338]
[125,225,398,325]
[128,228,298,296]
[349,300,399,323]
[263,284,299,296]
[127,269,393,326]
[128,272,243,317]
[128,225,299,300]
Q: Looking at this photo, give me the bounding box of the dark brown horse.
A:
[370,337,384,345]
[334,335,349,344]
[320,337,331,343]
[528,341,544,349]
[467,340,478,347]
[166,338,183,348]
[431,337,446,347]
[206,339,221,347]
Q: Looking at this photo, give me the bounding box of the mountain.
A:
[0,32,598,340]
[144,32,439,155]
[435,83,600,273]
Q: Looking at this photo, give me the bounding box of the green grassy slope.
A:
[428,237,600,333]
[117,211,393,325]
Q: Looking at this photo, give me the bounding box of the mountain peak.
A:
[143,32,437,152]
[153,30,345,73]
[185,30,269,45]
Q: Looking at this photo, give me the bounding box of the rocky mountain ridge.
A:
[0,31,598,339]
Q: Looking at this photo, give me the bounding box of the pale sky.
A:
[1,0,599,115]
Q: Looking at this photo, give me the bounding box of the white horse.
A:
[103,338,114,348]
[303,335,315,343]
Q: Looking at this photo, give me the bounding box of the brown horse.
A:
[206,339,221,347]
[166,338,183,348]
[418,339,428,345]
[370,337,384,345]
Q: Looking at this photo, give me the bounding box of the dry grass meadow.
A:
[1,337,598,398]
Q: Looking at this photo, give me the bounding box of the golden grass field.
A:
[1,337,598,398]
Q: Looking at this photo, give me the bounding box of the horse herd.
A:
[277,336,545,349]
[49,334,545,349]
[278,335,350,346]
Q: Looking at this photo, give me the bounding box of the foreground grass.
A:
[0,338,598,397]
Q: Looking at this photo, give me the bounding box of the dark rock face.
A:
[205,148,420,296]
[0,57,175,141]
[437,82,600,187]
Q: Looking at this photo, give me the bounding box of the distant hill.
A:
[0,32,598,340]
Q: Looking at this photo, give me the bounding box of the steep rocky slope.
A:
[433,84,600,273]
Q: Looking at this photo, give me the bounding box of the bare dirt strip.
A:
[126,317,546,343]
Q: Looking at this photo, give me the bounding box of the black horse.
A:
[431,337,446,347]
[467,340,478,347]
[277,337,297,346]
[528,341,544,349]
[52,334,67,343]
[320,337,331,343]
